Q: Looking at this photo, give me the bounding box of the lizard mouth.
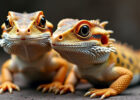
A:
[2,33,50,41]
[52,43,83,47]
[0,33,51,48]
[52,41,98,48]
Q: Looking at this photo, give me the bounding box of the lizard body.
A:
[0,12,76,94]
[52,19,140,99]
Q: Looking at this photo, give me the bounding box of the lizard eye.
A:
[5,18,12,29]
[38,16,46,28]
[78,25,90,37]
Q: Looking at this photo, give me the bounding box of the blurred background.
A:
[0,0,140,64]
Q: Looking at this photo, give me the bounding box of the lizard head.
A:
[1,11,53,61]
[52,19,116,64]
[1,11,53,40]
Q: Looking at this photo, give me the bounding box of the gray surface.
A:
[0,50,140,100]
[0,82,140,100]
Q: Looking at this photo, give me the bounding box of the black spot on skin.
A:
[129,58,133,64]
[117,57,120,64]
[122,53,126,58]
[121,62,124,66]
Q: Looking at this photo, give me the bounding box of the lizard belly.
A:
[9,55,55,82]
[78,64,119,86]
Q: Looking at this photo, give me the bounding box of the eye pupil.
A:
[39,17,46,28]
[81,25,89,34]
[5,18,11,29]
[78,25,89,37]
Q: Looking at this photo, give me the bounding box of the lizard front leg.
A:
[0,60,20,93]
[84,67,133,99]
[55,65,78,94]
[37,57,68,93]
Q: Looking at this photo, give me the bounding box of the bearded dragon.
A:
[52,19,140,99]
[0,12,76,94]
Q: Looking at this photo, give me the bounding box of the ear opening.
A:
[101,35,108,45]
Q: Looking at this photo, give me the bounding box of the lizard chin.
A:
[53,42,116,65]
[1,33,51,62]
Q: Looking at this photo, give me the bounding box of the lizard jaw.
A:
[0,33,52,61]
[52,42,116,65]
[52,41,98,48]
[2,33,50,41]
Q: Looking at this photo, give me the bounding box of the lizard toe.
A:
[0,81,20,94]
[84,88,117,99]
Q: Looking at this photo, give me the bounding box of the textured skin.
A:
[52,18,139,99]
[0,12,77,94]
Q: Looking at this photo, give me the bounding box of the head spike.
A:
[100,21,108,28]
[93,27,113,35]
[90,19,100,25]
[106,30,113,34]
[109,38,116,42]
[95,19,100,24]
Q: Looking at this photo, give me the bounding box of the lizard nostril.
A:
[58,35,63,40]
[17,29,19,32]
[27,29,30,32]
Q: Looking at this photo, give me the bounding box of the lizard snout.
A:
[16,28,31,40]
[16,28,31,36]
[52,34,63,45]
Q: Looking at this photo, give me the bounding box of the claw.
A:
[0,88,3,94]
[42,88,47,93]
[37,86,42,91]
[9,88,13,94]
[90,93,96,98]
[15,86,20,91]
[55,89,59,94]
[48,87,53,92]
[84,91,91,96]
[101,94,105,100]
[60,90,65,95]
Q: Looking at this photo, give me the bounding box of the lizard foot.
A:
[0,81,20,94]
[84,88,117,100]
[37,81,62,93]
[54,84,74,94]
